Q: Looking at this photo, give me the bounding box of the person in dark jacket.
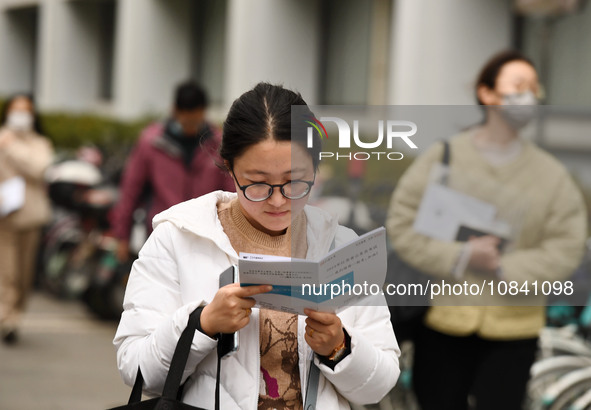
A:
[110,81,234,262]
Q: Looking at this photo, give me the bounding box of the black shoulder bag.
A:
[108,307,221,410]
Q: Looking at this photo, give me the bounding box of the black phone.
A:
[456,225,508,252]
[218,265,239,357]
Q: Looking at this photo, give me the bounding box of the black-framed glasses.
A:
[230,170,315,202]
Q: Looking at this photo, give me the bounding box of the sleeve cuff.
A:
[314,326,378,391]
[495,264,504,280]
[317,329,352,370]
[452,243,472,279]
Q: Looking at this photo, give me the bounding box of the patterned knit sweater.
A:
[218,199,307,409]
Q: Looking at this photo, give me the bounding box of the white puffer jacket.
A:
[114,191,400,409]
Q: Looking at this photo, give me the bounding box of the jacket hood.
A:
[152,190,341,261]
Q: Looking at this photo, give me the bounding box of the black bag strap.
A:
[440,141,451,185]
[128,366,143,404]
[127,307,220,408]
[161,307,203,398]
[215,344,223,410]
[442,140,450,166]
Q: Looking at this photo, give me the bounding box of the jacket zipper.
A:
[294,314,312,404]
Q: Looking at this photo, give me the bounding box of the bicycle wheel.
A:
[83,252,130,320]
[570,389,591,410]
[543,367,591,410]
[527,356,591,409]
[43,239,79,298]
[539,326,591,358]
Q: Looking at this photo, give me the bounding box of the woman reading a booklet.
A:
[114,83,400,409]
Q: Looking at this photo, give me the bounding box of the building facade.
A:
[1,0,590,185]
[0,0,521,118]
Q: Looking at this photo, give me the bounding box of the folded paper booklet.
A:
[239,227,387,315]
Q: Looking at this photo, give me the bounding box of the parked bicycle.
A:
[526,238,591,410]
[40,147,137,320]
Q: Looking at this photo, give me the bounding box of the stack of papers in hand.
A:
[0,176,25,217]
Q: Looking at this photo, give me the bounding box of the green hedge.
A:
[0,98,154,153]
[40,112,153,152]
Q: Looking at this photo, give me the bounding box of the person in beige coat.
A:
[0,94,53,345]
[386,50,588,410]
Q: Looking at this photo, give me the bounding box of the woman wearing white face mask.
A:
[0,94,54,345]
[386,51,587,410]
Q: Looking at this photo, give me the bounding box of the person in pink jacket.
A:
[110,81,234,262]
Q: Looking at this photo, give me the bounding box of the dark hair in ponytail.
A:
[220,83,321,170]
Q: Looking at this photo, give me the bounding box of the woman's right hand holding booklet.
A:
[200,283,272,337]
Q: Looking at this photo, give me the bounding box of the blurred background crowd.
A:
[0,0,590,409]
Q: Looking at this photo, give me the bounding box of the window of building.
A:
[519,3,591,105]
[3,6,39,94]
[190,0,227,105]
[97,0,117,101]
[318,0,391,105]
[517,2,591,156]
[319,0,373,105]
[64,0,117,106]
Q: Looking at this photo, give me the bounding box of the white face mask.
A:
[499,90,539,130]
[6,110,34,132]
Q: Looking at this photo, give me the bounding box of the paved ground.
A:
[0,292,402,410]
[0,292,130,410]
